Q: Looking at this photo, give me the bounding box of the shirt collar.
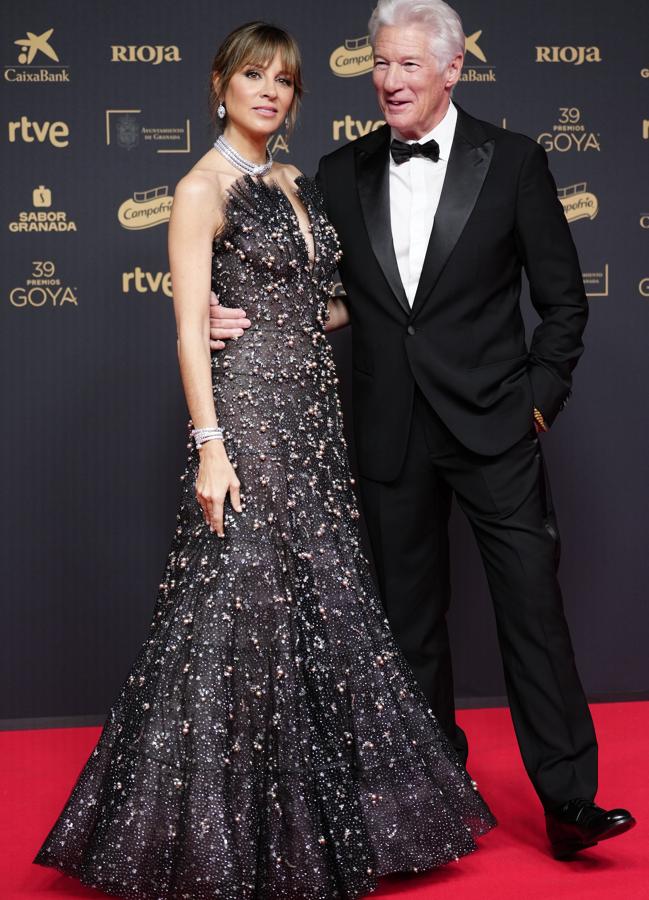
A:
[390,100,457,162]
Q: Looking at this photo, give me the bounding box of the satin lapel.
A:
[355,128,410,316]
[410,128,494,318]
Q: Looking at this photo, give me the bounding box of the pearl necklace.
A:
[213,134,273,177]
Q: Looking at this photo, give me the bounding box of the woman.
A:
[34,22,495,899]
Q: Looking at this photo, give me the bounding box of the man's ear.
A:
[446,53,463,89]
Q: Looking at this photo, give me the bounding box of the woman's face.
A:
[221,50,295,138]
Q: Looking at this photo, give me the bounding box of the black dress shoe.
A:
[546,799,636,859]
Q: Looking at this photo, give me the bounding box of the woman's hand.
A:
[195,440,242,537]
[325,295,350,332]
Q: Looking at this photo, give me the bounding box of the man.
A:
[209,0,635,857]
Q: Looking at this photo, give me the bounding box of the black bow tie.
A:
[390,138,440,165]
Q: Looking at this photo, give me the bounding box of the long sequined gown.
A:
[34,175,496,899]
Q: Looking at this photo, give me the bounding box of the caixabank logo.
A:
[106,109,190,154]
[5,27,70,83]
[535,45,602,65]
[460,31,495,83]
[118,186,173,230]
[558,183,598,223]
[110,44,181,65]
[8,185,77,232]
[9,260,78,308]
[537,107,600,152]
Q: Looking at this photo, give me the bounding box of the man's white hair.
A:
[368,0,465,71]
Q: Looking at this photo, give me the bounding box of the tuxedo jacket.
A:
[317,105,588,482]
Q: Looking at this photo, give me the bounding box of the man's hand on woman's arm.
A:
[209,291,250,350]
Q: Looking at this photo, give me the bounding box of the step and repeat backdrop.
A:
[1,0,648,722]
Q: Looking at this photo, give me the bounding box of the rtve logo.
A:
[110,45,181,65]
[7,116,69,147]
[122,267,172,297]
[535,46,602,65]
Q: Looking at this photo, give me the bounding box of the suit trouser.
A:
[359,387,598,810]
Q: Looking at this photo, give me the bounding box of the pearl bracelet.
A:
[191,426,224,449]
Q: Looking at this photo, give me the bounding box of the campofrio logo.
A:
[329,35,374,78]
[535,46,602,65]
[8,184,77,232]
[328,29,494,81]
[5,26,70,83]
[558,183,598,223]
[118,186,173,230]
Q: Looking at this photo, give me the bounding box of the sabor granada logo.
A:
[535,46,601,65]
[558,183,598,223]
[8,185,77,232]
[118,186,173,230]
[9,260,78,308]
[122,267,172,297]
[5,26,70,83]
[110,45,181,65]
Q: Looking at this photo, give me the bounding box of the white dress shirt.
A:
[389,101,458,305]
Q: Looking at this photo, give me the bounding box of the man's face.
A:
[372,25,462,140]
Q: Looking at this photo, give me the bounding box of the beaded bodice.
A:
[211,174,341,375]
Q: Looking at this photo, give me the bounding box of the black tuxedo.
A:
[318,107,588,482]
[317,106,598,811]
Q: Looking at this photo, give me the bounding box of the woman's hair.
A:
[368,0,465,71]
[208,22,303,133]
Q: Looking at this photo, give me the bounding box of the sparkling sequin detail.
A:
[34,174,496,899]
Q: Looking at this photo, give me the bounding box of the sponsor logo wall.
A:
[1,0,648,721]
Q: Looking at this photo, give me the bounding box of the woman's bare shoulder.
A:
[272,161,305,189]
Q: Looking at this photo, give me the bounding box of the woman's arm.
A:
[168,173,241,537]
[325,295,350,333]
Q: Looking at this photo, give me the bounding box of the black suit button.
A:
[407,325,416,335]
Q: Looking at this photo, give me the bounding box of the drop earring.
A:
[217,102,226,120]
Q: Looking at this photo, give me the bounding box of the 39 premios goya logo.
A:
[106,110,190,154]
[558,183,598,223]
[8,185,76,232]
[5,27,70,83]
[118,186,173,230]
[10,260,77,308]
[328,30,493,81]
[538,107,600,153]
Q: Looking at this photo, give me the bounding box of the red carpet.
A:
[1,702,646,899]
